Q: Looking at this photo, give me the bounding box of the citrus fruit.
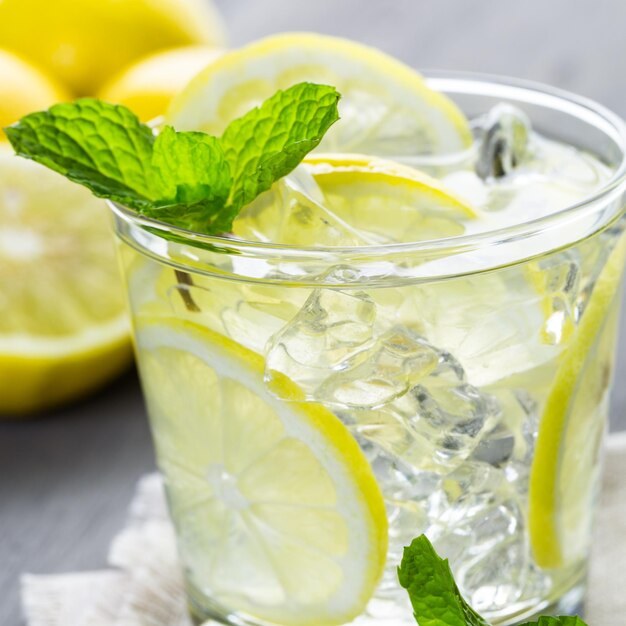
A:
[167,32,471,156]
[136,317,388,625]
[0,144,132,415]
[233,154,477,246]
[0,0,227,95]
[98,45,223,122]
[0,49,69,138]
[528,233,626,568]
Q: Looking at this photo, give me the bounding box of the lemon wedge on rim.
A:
[167,32,471,156]
[136,317,388,625]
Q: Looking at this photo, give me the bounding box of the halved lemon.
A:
[135,317,388,626]
[167,32,471,156]
[0,145,131,415]
[528,232,626,568]
[233,154,477,246]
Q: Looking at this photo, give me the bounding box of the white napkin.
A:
[587,432,626,624]
[21,435,626,626]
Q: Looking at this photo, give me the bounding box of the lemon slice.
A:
[0,145,131,415]
[167,32,471,156]
[528,233,626,568]
[135,317,387,626]
[233,154,477,246]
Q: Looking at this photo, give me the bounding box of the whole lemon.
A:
[99,45,223,122]
[0,49,69,137]
[0,0,226,96]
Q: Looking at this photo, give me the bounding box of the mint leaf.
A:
[150,127,233,232]
[520,618,587,626]
[5,83,340,235]
[398,535,490,626]
[398,536,589,626]
[5,99,157,210]
[221,82,340,211]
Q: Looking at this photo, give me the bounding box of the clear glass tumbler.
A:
[112,74,626,626]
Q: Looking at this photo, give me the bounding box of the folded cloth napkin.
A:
[21,434,626,626]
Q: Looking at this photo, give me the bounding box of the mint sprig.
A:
[5,82,340,235]
[398,535,588,626]
[399,535,490,626]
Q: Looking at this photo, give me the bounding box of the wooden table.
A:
[3,1,626,623]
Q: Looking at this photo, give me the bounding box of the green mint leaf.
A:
[221,81,340,212]
[398,535,490,626]
[519,618,588,626]
[5,99,157,210]
[5,83,340,235]
[149,126,233,232]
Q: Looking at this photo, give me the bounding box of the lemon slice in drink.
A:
[529,233,626,568]
[136,318,387,626]
[0,145,131,415]
[167,32,471,155]
[234,154,477,246]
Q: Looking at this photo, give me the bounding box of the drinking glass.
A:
[111,73,626,626]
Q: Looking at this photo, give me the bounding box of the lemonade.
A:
[7,33,626,626]
[121,74,625,624]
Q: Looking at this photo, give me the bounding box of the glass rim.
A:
[110,70,626,264]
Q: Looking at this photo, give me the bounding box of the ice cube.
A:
[476,103,531,180]
[265,288,378,398]
[483,387,541,493]
[219,285,307,353]
[341,344,500,477]
[526,251,580,346]
[386,352,501,472]
[471,423,515,466]
[316,326,440,409]
[344,437,439,598]
[233,167,377,246]
[426,460,550,612]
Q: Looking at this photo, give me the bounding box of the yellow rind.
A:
[0,317,132,415]
[304,153,478,219]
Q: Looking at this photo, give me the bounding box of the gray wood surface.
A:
[3,1,626,624]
